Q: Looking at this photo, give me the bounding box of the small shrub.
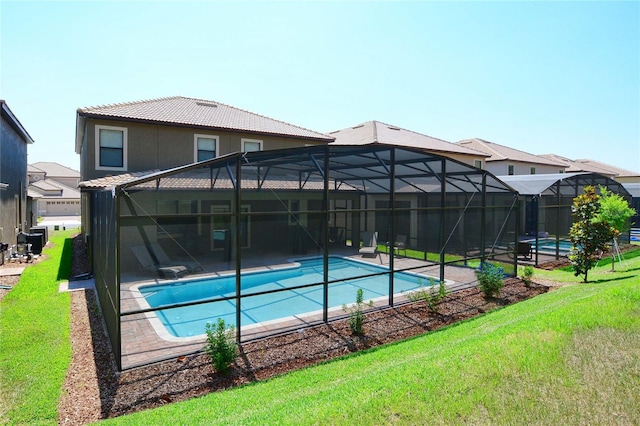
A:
[522,265,534,287]
[342,288,373,335]
[406,277,448,313]
[477,263,504,298]
[204,318,238,374]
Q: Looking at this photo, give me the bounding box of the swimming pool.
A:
[132,257,444,340]
[530,238,572,254]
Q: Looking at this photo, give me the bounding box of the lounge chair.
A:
[359,231,378,257]
[131,245,188,279]
[149,242,204,273]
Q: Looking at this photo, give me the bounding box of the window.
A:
[242,138,263,152]
[559,169,564,174]
[530,167,536,175]
[96,125,127,170]
[288,200,300,225]
[474,160,483,169]
[194,134,218,162]
[508,165,515,175]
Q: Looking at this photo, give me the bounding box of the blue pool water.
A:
[531,238,572,253]
[137,257,436,338]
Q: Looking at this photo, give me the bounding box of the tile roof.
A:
[573,158,639,177]
[539,153,608,174]
[457,138,566,167]
[79,168,335,192]
[29,162,79,178]
[329,121,487,157]
[29,179,80,198]
[79,170,161,190]
[77,96,334,142]
[540,154,639,177]
[28,164,46,174]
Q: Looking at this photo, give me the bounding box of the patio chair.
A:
[131,245,188,279]
[517,241,532,260]
[149,242,204,273]
[328,227,344,246]
[393,234,407,257]
[359,231,379,257]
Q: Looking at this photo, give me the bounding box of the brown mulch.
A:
[53,234,551,425]
[537,243,637,270]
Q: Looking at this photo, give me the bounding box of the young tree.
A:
[569,186,615,283]
[597,187,637,271]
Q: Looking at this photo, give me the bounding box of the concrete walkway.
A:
[0,265,26,277]
[37,215,81,231]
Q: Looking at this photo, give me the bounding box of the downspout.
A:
[19,182,23,231]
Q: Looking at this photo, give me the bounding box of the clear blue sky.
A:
[1,1,638,173]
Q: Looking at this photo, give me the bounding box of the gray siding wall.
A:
[0,115,28,240]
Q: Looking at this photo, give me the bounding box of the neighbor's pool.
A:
[134,257,440,339]
[530,238,573,254]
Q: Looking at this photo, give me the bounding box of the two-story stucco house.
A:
[0,100,34,242]
[457,138,567,176]
[75,96,335,263]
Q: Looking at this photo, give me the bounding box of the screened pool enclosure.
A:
[499,173,632,265]
[83,145,520,369]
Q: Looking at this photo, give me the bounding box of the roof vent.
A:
[196,101,218,108]
[352,124,364,129]
[388,126,400,131]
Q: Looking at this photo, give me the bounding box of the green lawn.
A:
[2,236,639,425]
[0,230,74,425]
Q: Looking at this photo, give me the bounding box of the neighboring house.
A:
[0,100,34,241]
[29,161,81,188]
[28,162,81,217]
[541,154,640,183]
[75,96,334,182]
[329,121,489,167]
[457,138,567,176]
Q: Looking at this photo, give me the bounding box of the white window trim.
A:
[95,125,128,171]
[508,164,515,175]
[194,134,219,162]
[474,159,483,169]
[242,138,263,152]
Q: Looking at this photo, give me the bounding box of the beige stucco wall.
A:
[80,118,328,181]
[485,161,566,176]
